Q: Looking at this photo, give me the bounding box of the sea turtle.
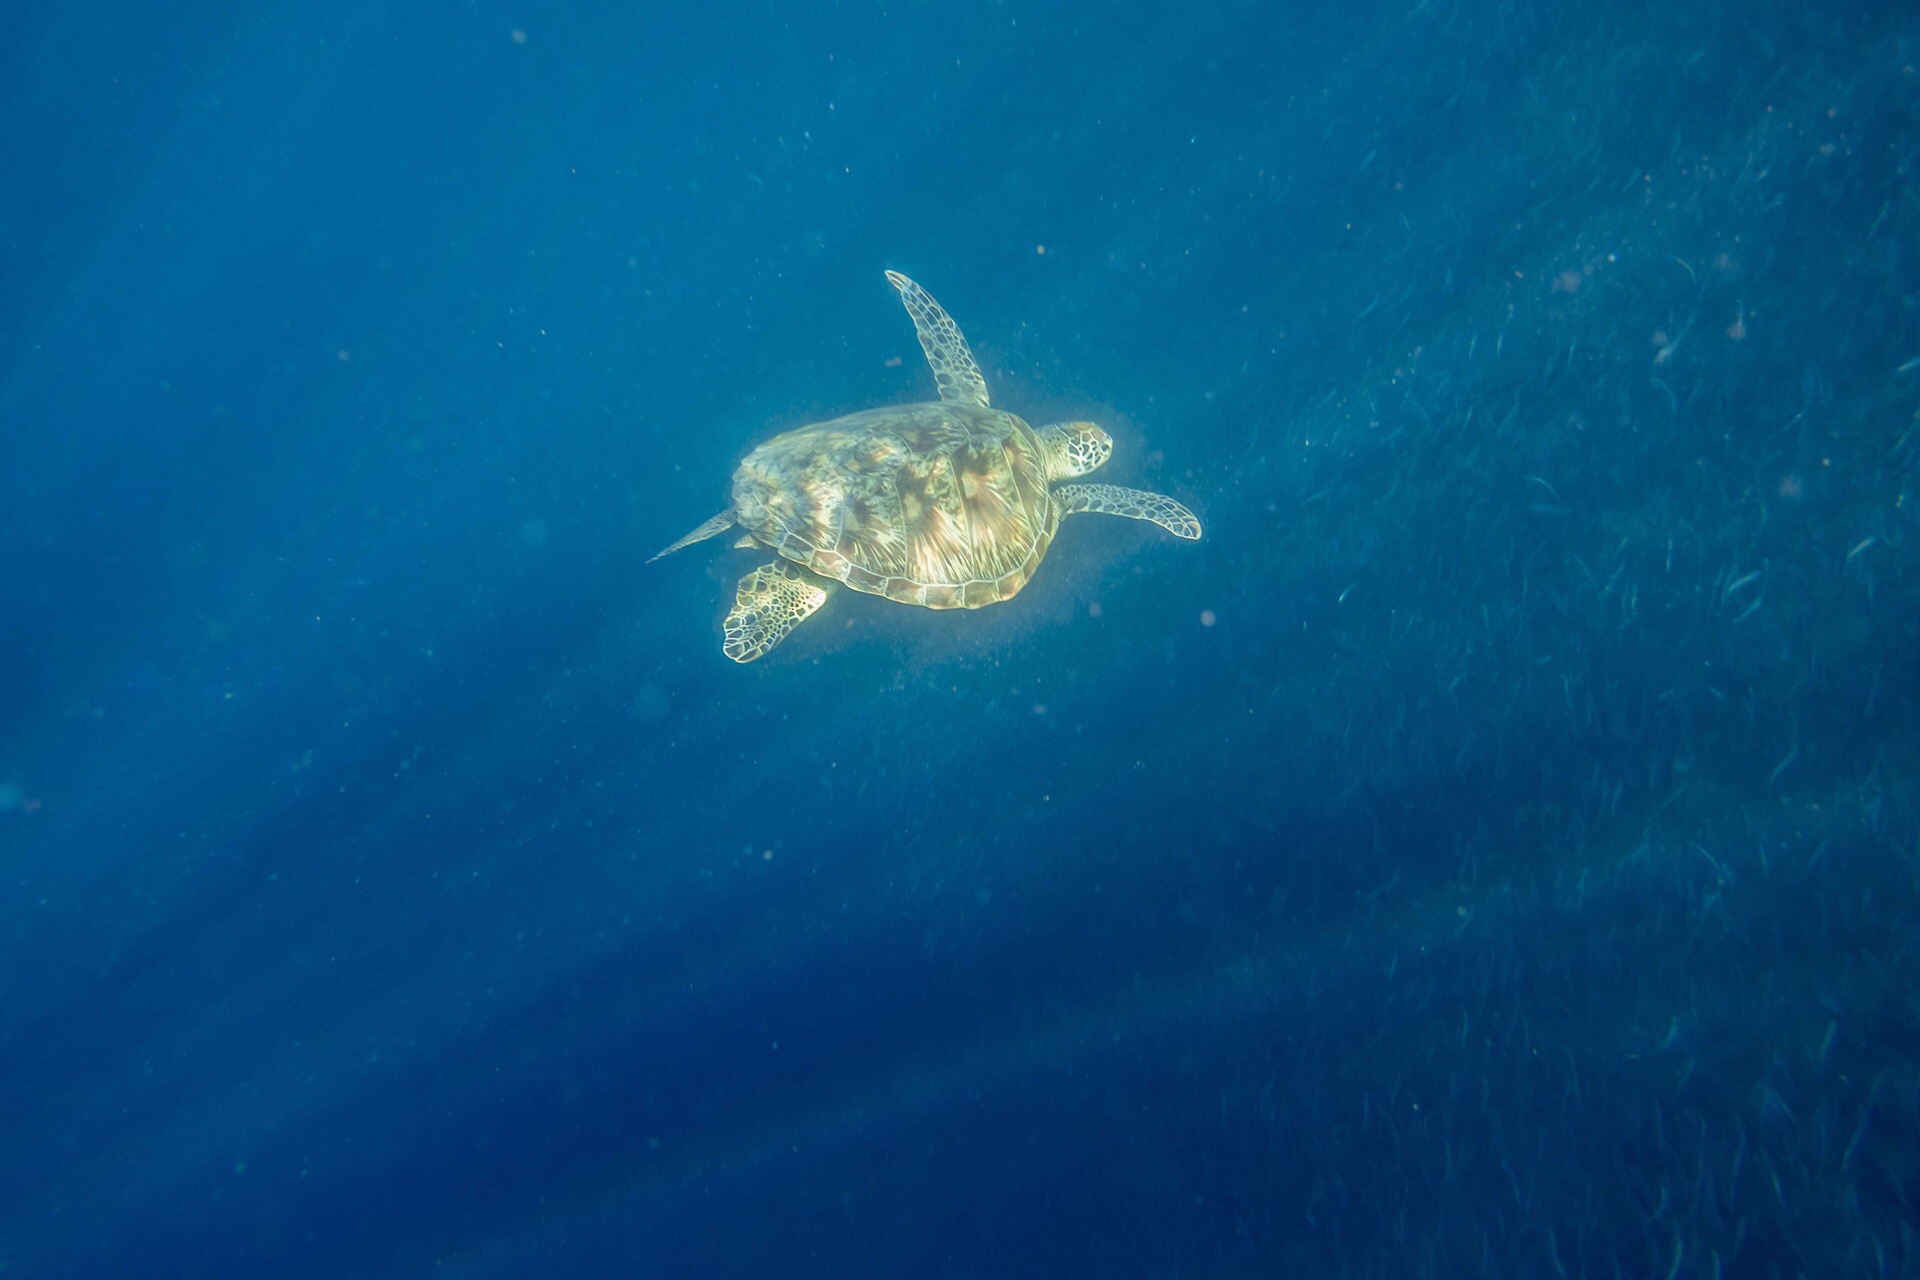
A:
[652,271,1201,662]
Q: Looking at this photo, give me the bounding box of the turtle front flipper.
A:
[885,271,990,409]
[723,563,833,662]
[1054,484,1202,540]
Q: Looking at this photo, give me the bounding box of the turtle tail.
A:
[650,511,735,562]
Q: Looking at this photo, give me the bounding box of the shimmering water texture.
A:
[0,2,1915,1277]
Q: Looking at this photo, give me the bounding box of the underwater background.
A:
[4,0,1919,1275]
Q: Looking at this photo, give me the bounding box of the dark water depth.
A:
[3,1,1918,1276]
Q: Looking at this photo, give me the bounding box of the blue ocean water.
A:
[3,1,1917,1275]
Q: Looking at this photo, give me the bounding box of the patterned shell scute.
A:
[731,402,1056,609]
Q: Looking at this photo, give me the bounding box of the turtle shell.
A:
[730,402,1056,609]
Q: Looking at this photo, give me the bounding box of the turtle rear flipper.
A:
[1055,484,1201,540]
[723,564,831,662]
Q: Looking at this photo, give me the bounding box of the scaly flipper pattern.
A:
[723,563,832,662]
[1054,484,1202,540]
[885,271,990,408]
[650,511,735,562]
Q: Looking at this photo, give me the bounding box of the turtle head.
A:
[1039,421,1112,480]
